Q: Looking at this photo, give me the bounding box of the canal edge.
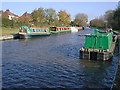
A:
[113,35,120,89]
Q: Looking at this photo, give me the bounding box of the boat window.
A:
[36,29,39,32]
[52,27,56,31]
[41,29,43,32]
[44,29,45,32]
[33,29,35,32]
[58,28,60,31]
[44,29,46,32]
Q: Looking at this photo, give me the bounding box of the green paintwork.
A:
[50,30,71,33]
[19,26,30,33]
[84,29,113,50]
[27,33,51,35]
[19,26,51,36]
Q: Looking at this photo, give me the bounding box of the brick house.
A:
[2,9,19,20]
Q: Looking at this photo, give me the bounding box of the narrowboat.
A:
[80,29,117,61]
[18,26,51,38]
[49,27,71,33]
[77,27,84,30]
[71,27,78,32]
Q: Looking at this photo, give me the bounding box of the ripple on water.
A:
[2,29,119,88]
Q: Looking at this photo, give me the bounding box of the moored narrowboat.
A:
[77,27,84,30]
[18,26,51,38]
[49,27,71,33]
[80,29,117,61]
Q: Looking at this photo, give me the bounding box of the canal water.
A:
[2,29,119,88]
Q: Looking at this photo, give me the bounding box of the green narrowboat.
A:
[80,29,117,61]
[49,27,71,33]
[18,26,51,38]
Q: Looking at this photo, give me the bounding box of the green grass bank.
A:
[1,27,18,36]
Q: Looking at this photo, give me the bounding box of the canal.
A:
[2,29,119,88]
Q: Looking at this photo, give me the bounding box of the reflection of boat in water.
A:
[80,29,118,61]
[18,26,51,38]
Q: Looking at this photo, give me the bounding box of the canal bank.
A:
[113,35,120,89]
[0,35,14,41]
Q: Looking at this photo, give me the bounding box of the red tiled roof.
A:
[2,9,19,18]
[20,12,31,18]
